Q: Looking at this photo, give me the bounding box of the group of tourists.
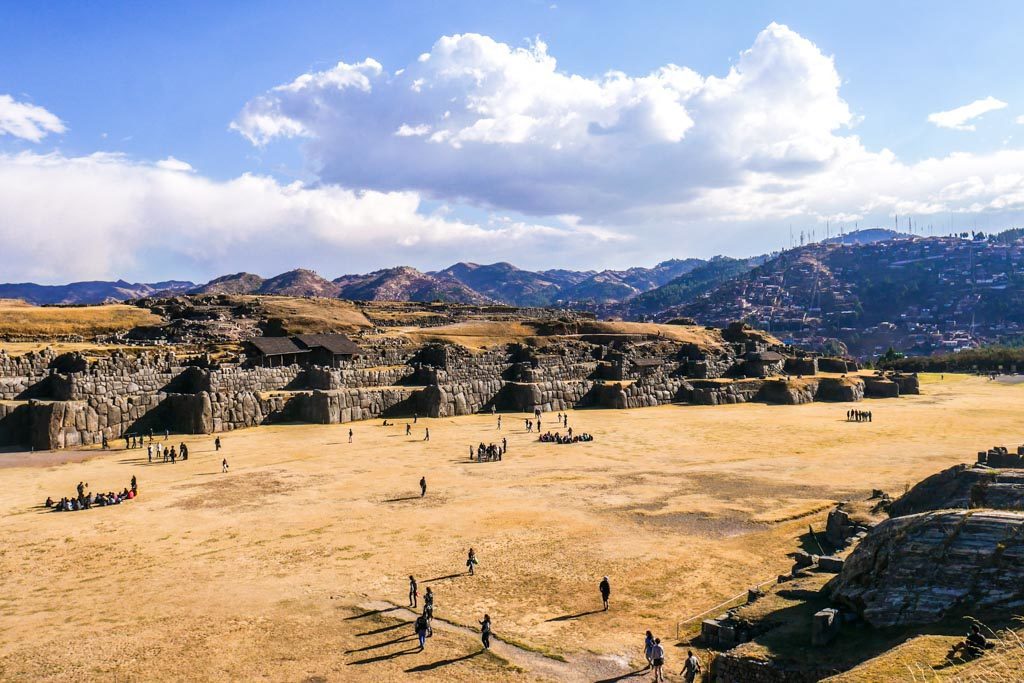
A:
[408,549,489,652]
[643,630,702,682]
[123,428,172,449]
[847,409,873,422]
[538,430,594,444]
[148,441,189,463]
[523,411,571,433]
[472,439,506,461]
[45,476,138,512]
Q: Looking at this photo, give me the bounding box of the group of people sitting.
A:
[473,441,505,461]
[847,409,873,422]
[45,477,138,512]
[538,430,594,444]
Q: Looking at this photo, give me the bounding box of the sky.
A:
[3,1,1024,284]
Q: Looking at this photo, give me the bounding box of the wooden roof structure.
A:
[246,337,308,357]
[293,333,363,356]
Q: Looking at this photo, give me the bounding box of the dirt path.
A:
[357,600,638,682]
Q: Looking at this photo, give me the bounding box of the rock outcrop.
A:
[829,510,1024,627]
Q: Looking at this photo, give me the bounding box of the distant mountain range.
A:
[8,228,1024,357]
[0,257,718,308]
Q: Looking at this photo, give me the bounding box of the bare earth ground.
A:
[0,374,1020,681]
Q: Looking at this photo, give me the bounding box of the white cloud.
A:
[394,123,431,137]
[155,156,194,172]
[0,94,66,142]
[227,26,1024,253]
[0,151,619,282]
[927,96,1007,131]
[1016,114,1024,125]
[231,24,853,218]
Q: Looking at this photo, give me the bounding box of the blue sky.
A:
[2,1,1024,282]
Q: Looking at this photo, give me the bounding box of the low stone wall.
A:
[419,379,504,417]
[306,366,416,389]
[205,365,306,393]
[592,377,688,409]
[710,652,839,683]
[690,380,765,405]
[302,388,420,424]
[51,367,187,400]
[499,380,592,413]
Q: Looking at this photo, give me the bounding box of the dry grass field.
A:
[1,374,1022,681]
[0,299,161,339]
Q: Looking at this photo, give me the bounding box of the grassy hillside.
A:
[0,299,161,339]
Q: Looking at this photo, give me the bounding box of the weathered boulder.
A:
[863,377,899,398]
[757,378,815,405]
[814,377,864,402]
[829,510,1024,627]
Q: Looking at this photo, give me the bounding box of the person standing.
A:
[466,548,477,575]
[497,415,502,430]
[420,477,427,497]
[680,650,702,683]
[408,575,418,608]
[221,458,229,473]
[479,614,492,650]
[348,428,353,443]
[424,428,430,442]
[147,444,153,463]
[502,437,507,452]
[651,638,666,682]
[644,631,656,669]
[215,436,221,451]
[599,576,611,611]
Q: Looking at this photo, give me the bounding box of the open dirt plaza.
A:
[1,374,1020,681]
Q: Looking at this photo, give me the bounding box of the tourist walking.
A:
[651,638,666,682]
[680,650,702,682]
[415,613,429,650]
[600,576,611,610]
[424,428,430,441]
[479,614,492,649]
[215,436,221,451]
[348,428,353,443]
[409,575,418,608]
[420,477,427,497]
[221,458,229,473]
[644,631,656,668]
[423,587,434,636]
[147,444,153,463]
[406,423,412,436]
[466,547,478,575]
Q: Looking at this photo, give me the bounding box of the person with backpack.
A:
[681,649,702,682]
[466,548,478,575]
[414,613,429,650]
[423,587,434,636]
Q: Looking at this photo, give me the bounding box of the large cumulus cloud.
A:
[232,24,1024,238]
